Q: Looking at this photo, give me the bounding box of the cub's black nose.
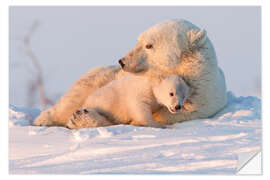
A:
[119,58,125,68]
[76,110,81,115]
[175,105,181,110]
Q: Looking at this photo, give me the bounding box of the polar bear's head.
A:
[118,19,207,74]
[153,75,190,114]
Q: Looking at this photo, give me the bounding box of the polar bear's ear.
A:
[188,29,207,49]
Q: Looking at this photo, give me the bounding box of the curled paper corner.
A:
[237,151,262,175]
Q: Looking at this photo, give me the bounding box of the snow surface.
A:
[9,92,261,174]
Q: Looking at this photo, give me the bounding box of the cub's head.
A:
[118,19,207,74]
[153,75,190,114]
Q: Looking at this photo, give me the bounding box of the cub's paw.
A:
[66,108,114,129]
[66,108,95,129]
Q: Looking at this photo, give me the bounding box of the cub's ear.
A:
[188,29,207,49]
[152,74,166,84]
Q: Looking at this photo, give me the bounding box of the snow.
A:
[9,92,261,174]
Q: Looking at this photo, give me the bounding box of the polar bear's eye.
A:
[145,44,153,49]
[170,92,174,96]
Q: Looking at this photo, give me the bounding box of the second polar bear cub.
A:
[67,74,190,129]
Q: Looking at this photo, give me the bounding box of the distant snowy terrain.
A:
[9,92,261,174]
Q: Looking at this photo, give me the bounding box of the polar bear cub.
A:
[66,74,189,129]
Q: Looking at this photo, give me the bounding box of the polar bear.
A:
[34,19,227,127]
[66,74,190,129]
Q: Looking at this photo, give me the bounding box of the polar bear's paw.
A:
[66,108,113,129]
[33,110,54,126]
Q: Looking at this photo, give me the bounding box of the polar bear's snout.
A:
[118,58,125,68]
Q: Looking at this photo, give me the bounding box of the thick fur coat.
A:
[66,74,189,129]
[34,19,227,127]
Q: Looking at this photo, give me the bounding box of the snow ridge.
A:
[9,92,261,174]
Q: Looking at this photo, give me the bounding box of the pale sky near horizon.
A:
[9,6,261,108]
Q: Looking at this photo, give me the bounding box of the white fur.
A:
[66,74,189,129]
[121,19,227,124]
[34,19,227,127]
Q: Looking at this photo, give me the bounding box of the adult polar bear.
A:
[34,19,227,127]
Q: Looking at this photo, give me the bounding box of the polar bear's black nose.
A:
[119,58,125,68]
[175,105,181,110]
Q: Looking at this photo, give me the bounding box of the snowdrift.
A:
[9,92,261,174]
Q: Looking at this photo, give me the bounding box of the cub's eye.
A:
[169,92,174,96]
[145,44,153,49]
